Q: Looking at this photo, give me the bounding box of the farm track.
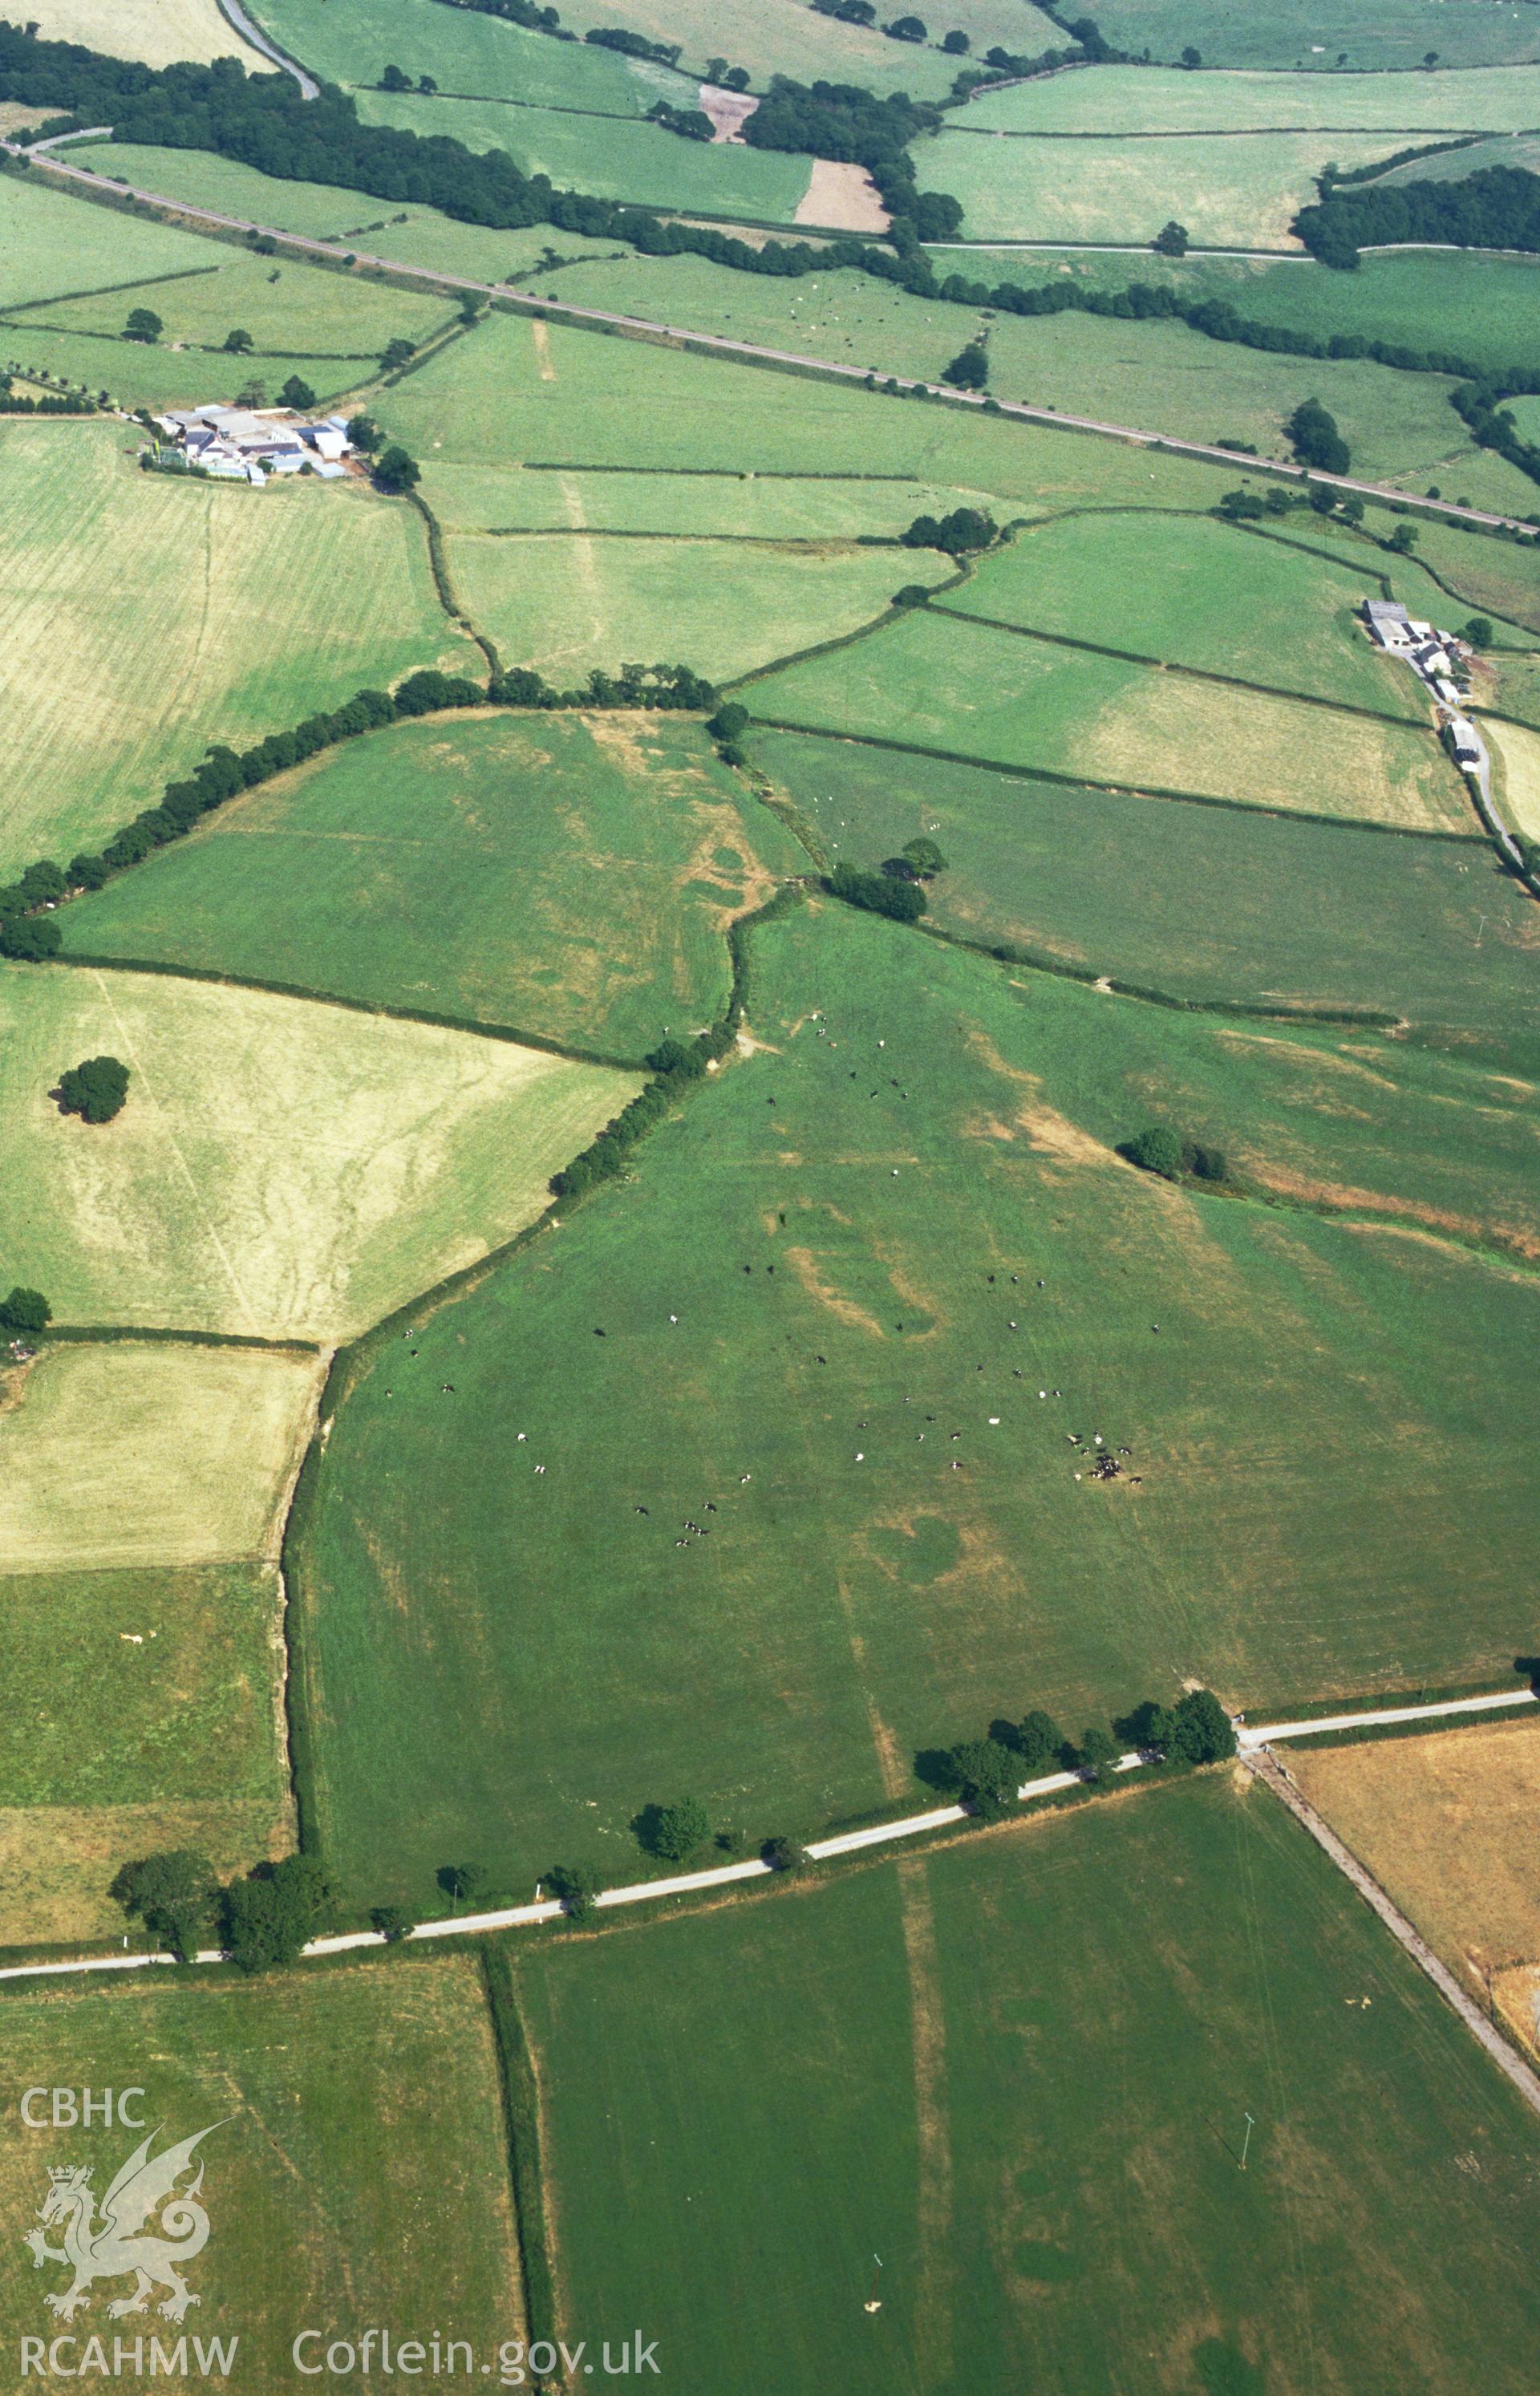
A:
[11,141,1538,540]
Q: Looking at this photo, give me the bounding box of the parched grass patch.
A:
[950,511,1428,716]
[753,728,1540,1070]
[1484,713,1540,841]
[449,529,952,683]
[295,902,1540,1903]
[0,1559,292,1944]
[0,168,244,312]
[421,461,976,539]
[23,0,261,66]
[964,62,1540,133]
[520,1778,1540,2396]
[0,1341,322,1573]
[63,711,804,1054]
[749,603,1465,829]
[0,420,472,874]
[929,125,1409,249]
[0,963,638,1340]
[0,1955,522,2374]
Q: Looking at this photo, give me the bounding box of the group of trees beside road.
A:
[111,1849,329,1972]
[931,1689,1236,1820]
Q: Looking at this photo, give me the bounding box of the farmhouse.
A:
[152,405,355,485]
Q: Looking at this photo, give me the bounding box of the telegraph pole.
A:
[1240,2111,1256,2171]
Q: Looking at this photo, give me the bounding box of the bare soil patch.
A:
[795,158,890,233]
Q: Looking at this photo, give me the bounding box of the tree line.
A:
[0,662,719,959]
[1294,164,1540,270]
[932,1688,1236,1819]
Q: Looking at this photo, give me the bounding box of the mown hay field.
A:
[964,62,1540,133]
[13,247,456,360]
[64,712,804,1055]
[928,126,1408,249]
[23,0,260,66]
[1080,0,1540,71]
[294,902,1540,1903]
[0,1955,522,2374]
[0,964,637,1340]
[0,1340,321,1571]
[361,87,813,222]
[0,318,375,411]
[748,604,1465,829]
[519,1776,1540,2396]
[1291,1716,1540,1989]
[0,422,471,874]
[0,1559,292,1944]
[253,0,674,113]
[449,529,951,683]
[572,0,1062,91]
[1485,713,1540,840]
[753,729,1540,1069]
[950,511,1428,716]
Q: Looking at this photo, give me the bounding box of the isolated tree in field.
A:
[1286,397,1349,476]
[901,505,997,556]
[1464,615,1494,648]
[885,14,927,37]
[380,336,417,373]
[109,1851,219,1961]
[279,374,316,410]
[437,1861,488,1911]
[1125,1124,1181,1177]
[223,1853,329,1973]
[124,307,162,343]
[57,1054,129,1124]
[1015,1709,1064,1773]
[419,71,437,92]
[1076,1725,1121,1779]
[1180,45,1202,67]
[1153,220,1189,257]
[380,61,411,89]
[902,835,946,878]
[942,27,969,51]
[942,338,988,391]
[707,701,750,743]
[545,1862,600,1920]
[0,1284,51,1335]
[373,444,421,493]
[640,1797,712,1863]
[222,326,253,354]
[1388,521,1418,553]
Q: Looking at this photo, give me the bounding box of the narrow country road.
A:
[10,142,1538,539]
[212,0,318,95]
[1,1685,1532,1988]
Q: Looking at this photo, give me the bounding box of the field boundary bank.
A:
[744,716,1488,841]
[476,526,897,549]
[479,1945,560,2351]
[942,121,1530,140]
[2,1689,1537,1989]
[12,148,1538,541]
[407,487,500,673]
[56,951,648,1073]
[926,598,1437,731]
[42,1320,322,1354]
[1245,1749,1540,2118]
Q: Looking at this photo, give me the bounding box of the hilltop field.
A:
[0,10,1538,2376]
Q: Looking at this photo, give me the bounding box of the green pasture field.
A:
[253,0,673,111]
[1079,0,1540,71]
[0,168,241,312]
[361,87,814,222]
[962,61,1540,132]
[927,125,1406,249]
[448,529,952,682]
[10,248,456,361]
[530,246,1532,509]
[1481,650,1540,730]
[0,1559,291,1944]
[752,729,1540,1068]
[0,1339,321,1573]
[1510,394,1540,443]
[0,420,470,875]
[0,1955,523,2370]
[0,963,636,1341]
[519,1777,1540,2396]
[949,510,1429,716]
[379,306,1253,506]
[1376,127,1540,181]
[0,319,372,411]
[958,247,1540,379]
[24,0,260,66]
[294,900,1540,1903]
[63,712,804,1055]
[1407,517,1540,634]
[564,0,1063,94]
[422,460,985,537]
[747,603,1466,829]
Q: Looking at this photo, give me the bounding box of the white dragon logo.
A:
[23,2123,221,2324]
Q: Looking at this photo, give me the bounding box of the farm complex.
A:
[0,0,1538,2386]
